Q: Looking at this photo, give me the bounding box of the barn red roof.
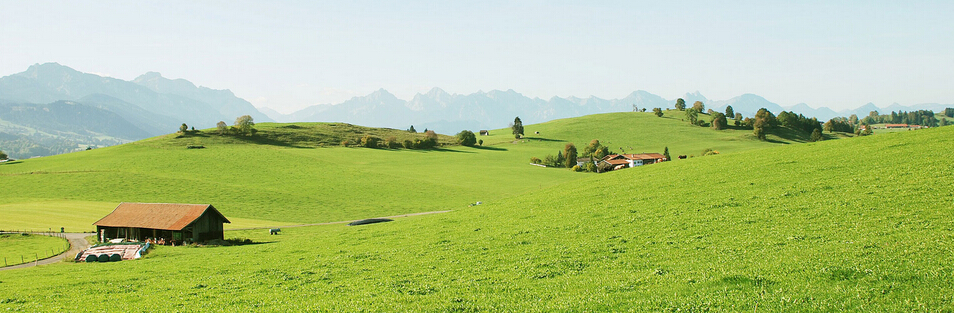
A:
[93,203,230,230]
[621,153,666,160]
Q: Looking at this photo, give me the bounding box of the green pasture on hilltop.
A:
[0,113,810,231]
[0,234,69,267]
[0,121,951,311]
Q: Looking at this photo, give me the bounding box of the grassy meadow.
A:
[0,117,951,310]
[0,234,69,267]
[0,112,803,232]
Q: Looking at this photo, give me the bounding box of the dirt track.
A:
[0,232,91,271]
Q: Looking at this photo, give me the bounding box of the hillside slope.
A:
[0,112,809,231]
[1,121,948,310]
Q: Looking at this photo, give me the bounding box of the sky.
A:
[1,1,952,114]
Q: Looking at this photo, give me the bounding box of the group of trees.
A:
[945,108,954,118]
[531,139,611,172]
[531,143,580,169]
[213,115,257,136]
[0,150,7,160]
[348,130,439,150]
[860,110,940,127]
[823,118,854,133]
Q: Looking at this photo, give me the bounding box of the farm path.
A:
[0,232,90,271]
[228,210,453,231]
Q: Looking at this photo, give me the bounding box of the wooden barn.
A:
[94,203,230,244]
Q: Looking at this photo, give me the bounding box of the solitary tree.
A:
[409,125,417,133]
[810,128,824,142]
[675,98,686,111]
[478,139,484,146]
[752,108,775,141]
[692,101,705,112]
[685,108,699,125]
[216,121,228,134]
[179,123,188,133]
[512,117,524,139]
[652,108,663,117]
[663,146,671,161]
[234,115,255,136]
[711,112,727,130]
[564,143,578,169]
[456,130,477,147]
[725,106,734,118]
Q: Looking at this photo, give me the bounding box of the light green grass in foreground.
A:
[0,124,950,311]
[0,234,69,267]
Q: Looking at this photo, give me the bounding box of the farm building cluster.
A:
[578,153,667,171]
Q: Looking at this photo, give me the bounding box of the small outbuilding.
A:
[93,203,230,244]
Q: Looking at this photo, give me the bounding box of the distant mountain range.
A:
[0,63,950,158]
[0,63,272,158]
[268,88,952,134]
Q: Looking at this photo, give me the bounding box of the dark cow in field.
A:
[269,228,281,235]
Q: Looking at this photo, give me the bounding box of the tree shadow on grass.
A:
[521,137,565,142]
[471,145,508,151]
[231,135,309,149]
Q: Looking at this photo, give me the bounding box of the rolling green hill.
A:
[0,112,813,232]
[0,112,830,232]
[0,116,950,311]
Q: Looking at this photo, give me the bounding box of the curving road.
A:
[0,232,91,271]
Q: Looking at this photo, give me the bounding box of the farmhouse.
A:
[599,153,667,171]
[94,203,230,244]
[479,130,490,135]
[576,157,599,167]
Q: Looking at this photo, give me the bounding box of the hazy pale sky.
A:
[2,1,952,113]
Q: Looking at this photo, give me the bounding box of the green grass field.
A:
[0,234,69,267]
[0,118,950,310]
[0,112,809,232]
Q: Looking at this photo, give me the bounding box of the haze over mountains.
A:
[0,63,950,159]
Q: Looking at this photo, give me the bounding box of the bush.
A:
[585,162,597,173]
[571,165,582,172]
[403,140,414,149]
[360,135,379,148]
[456,130,477,147]
[386,136,400,149]
[530,157,542,164]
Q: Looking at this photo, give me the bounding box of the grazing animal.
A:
[269,228,281,235]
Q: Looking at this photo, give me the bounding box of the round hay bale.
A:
[97,254,110,262]
[85,254,98,262]
[109,254,122,262]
